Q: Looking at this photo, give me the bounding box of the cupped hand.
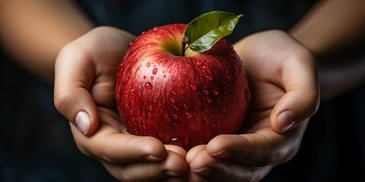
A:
[186,30,320,181]
[54,26,187,181]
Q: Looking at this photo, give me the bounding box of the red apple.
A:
[115,23,250,149]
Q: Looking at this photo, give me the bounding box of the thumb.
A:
[54,45,99,136]
[270,54,320,133]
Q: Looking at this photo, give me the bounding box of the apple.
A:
[115,11,250,149]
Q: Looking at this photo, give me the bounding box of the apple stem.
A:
[182,36,188,56]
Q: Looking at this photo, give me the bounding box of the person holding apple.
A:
[1,0,365,181]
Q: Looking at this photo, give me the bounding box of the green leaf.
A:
[184,11,243,53]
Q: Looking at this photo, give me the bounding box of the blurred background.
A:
[1,0,365,181]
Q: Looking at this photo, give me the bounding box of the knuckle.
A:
[53,88,72,114]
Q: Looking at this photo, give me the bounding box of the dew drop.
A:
[147,112,153,118]
[173,105,179,111]
[143,75,147,79]
[170,137,178,142]
[213,90,219,96]
[150,76,154,80]
[172,113,178,120]
[170,98,176,103]
[128,41,134,47]
[148,105,153,111]
[185,112,192,119]
[144,82,153,90]
[146,62,151,67]
[178,82,185,87]
[190,84,197,91]
[152,68,158,75]
[202,89,209,95]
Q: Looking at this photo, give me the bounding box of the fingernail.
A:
[75,111,90,135]
[277,111,296,133]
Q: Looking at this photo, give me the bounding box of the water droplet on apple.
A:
[172,113,178,120]
[170,137,178,142]
[152,68,158,75]
[206,75,213,81]
[171,90,177,96]
[150,76,154,80]
[163,74,167,78]
[178,82,184,87]
[147,111,153,118]
[144,82,153,90]
[173,105,179,111]
[170,98,176,103]
[206,97,212,104]
[153,27,158,31]
[185,112,192,119]
[202,89,209,95]
[146,62,151,67]
[148,105,153,111]
[190,84,197,91]
[143,75,147,79]
[213,90,219,96]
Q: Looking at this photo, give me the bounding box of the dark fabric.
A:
[264,86,365,181]
[76,0,313,41]
[0,53,117,182]
[1,0,365,181]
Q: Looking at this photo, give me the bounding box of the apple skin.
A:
[115,24,250,150]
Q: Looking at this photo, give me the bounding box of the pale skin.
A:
[1,0,364,181]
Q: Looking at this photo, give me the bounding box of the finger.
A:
[54,43,99,136]
[187,148,273,182]
[271,50,319,133]
[165,145,187,158]
[187,147,215,176]
[186,145,206,165]
[206,125,306,166]
[101,150,187,182]
[70,122,168,164]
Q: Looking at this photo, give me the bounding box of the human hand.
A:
[54,26,187,181]
[186,30,320,181]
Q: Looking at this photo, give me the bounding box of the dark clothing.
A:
[1,0,365,181]
[76,0,313,40]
